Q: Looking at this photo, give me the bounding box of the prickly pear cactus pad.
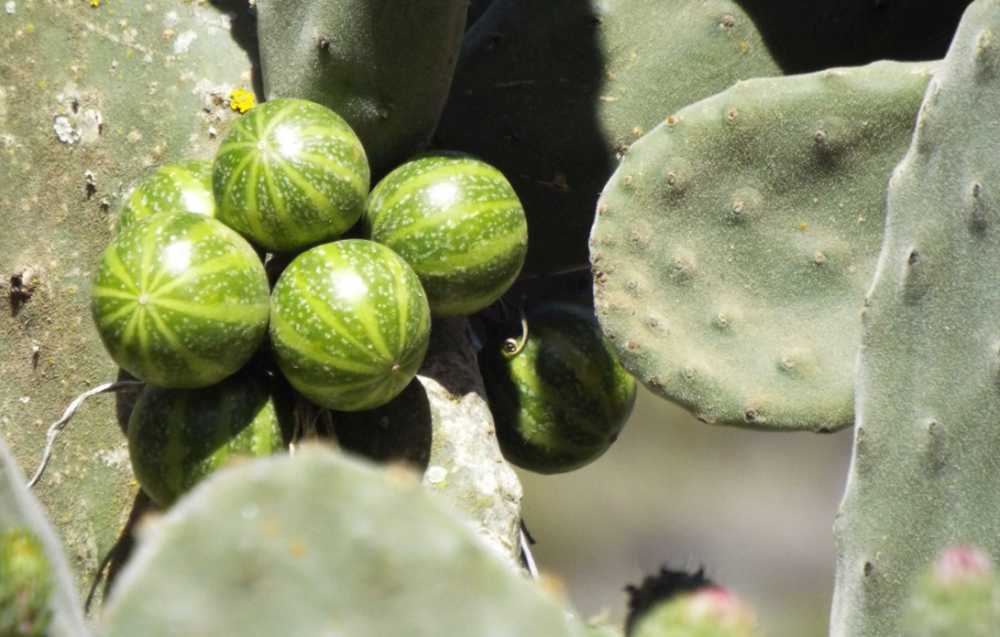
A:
[117,160,216,232]
[100,448,578,637]
[591,61,934,432]
[256,0,467,176]
[832,2,1000,634]
[127,374,286,507]
[436,0,784,273]
[0,439,89,637]
[365,153,528,316]
[270,239,432,411]
[213,98,371,253]
[91,212,270,389]
[0,0,255,595]
[904,546,1000,637]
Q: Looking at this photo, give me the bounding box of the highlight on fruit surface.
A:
[213,97,371,253]
[364,153,528,316]
[480,302,636,474]
[269,239,431,411]
[117,159,216,232]
[0,528,53,637]
[127,373,288,507]
[90,211,271,389]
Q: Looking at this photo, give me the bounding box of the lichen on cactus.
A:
[0,439,89,637]
[255,0,468,176]
[591,60,934,432]
[100,447,579,637]
[437,0,783,273]
[831,2,1000,634]
[904,546,1000,637]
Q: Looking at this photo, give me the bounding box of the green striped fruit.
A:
[270,239,431,411]
[117,160,216,232]
[480,303,636,474]
[364,153,527,316]
[0,528,52,637]
[90,212,270,388]
[213,98,371,253]
[127,373,287,506]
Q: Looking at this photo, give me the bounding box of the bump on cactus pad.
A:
[591,61,934,432]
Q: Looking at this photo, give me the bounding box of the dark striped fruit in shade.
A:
[117,160,216,232]
[213,98,370,253]
[364,153,527,316]
[480,302,636,474]
[127,373,287,506]
[270,239,431,411]
[90,212,270,388]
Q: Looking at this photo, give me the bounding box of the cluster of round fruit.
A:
[90,97,634,506]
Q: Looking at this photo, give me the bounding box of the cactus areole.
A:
[365,153,528,316]
[213,98,371,253]
[269,239,432,412]
[481,303,636,474]
[90,212,271,389]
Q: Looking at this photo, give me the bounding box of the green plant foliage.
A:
[631,588,759,637]
[256,0,468,176]
[831,2,1000,634]
[90,212,270,389]
[100,447,582,637]
[365,153,528,316]
[213,98,370,253]
[591,61,933,432]
[904,547,1000,637]
[0,439,88,636]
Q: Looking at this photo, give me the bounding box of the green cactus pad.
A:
[0,439,88,636]
[213,98,370,253]
[832,3,1000,634]
[270,239,431,411]
[904,547,1000,637]
[591,61,934,432]
[365,153,528,316]
[128,374,287,507]
[631,588,759,637]
[117,160,215,232]
[480,303,636,474]
[256,0,467,176]
[437,0,784,273]
[100,448,579,637]
[91,212,270,388]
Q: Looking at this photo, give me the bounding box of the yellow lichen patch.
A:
[90,0,100,7]
[229,88,256,114]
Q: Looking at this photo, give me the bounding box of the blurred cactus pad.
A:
[100,447,582,637]
[591,61,933,432]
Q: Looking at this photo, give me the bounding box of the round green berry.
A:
[270,239,431,411]
[90,212,270,388]
[213,98,370,252]
[364,153,527,316]
[117,160,216,232]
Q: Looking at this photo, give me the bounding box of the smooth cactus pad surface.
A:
[100,448,578,637]
[128,374,287,506]
[117,160,216,232]
[365,153,528,316]
[91,212,270,388]
[591,61,933,431]
[832,3,1000,634]
[270,240,431,411]
[213,98,370,252]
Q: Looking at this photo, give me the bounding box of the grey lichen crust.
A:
[832,2,1000,635]
[0,0,254,597]
[333,318,523,566]
[100,448,577,637]
[591,61,934,432]
[0,439,90,637]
